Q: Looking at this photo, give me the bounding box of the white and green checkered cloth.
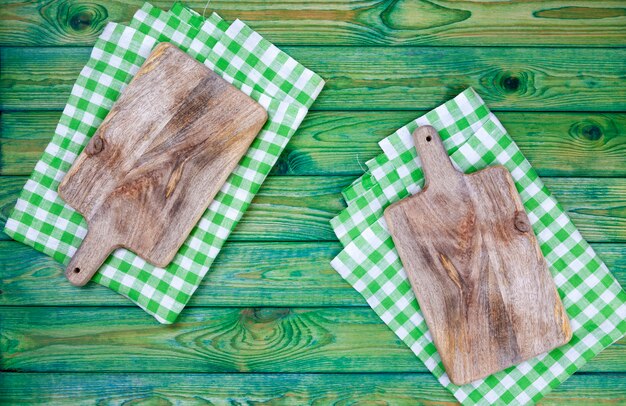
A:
[3,2,324,324]
[330,88,626,404]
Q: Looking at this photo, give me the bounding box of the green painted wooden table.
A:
[1,1,625,403]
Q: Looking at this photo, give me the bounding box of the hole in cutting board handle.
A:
[412,126,459,186]
[65,230,118,286]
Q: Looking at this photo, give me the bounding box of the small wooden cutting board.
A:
[384,126,571,385]
[58,42,267,286]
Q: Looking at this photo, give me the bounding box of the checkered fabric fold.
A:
[4,2,324,324]
[330,88,626,405]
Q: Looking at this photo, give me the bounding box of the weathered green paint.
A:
[1,306,624,373]
[2,47,626,111]
[1,0,626,47]
[2,372,625,404]
[3,111,625,177]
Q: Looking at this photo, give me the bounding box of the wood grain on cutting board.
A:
[385,126,572,385]
[58,42,267,286]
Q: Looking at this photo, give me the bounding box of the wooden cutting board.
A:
[384,126,571,385]
[58,42,267,286]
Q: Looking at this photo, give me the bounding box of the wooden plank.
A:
[0,241,350,306]
[1,240,622,307]
[0,306,624,374]
[2,0,626,47]
[3,111,626,177]
[1,372,625,404]
[2,176,626,243]
[2,47,626,112]
[0,372,453,404]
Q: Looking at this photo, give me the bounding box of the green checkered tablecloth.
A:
[330,88,626,405]
[3,2,324,324]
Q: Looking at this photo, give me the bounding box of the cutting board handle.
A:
[412,126,460,189]
[66,229,117,286]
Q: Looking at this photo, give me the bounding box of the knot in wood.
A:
[514,210,531,233]
[582,124,602,141]
[251,307,290,322]
[85,136,104,156]
[495,70,531,96]
[70,11,93,31]
[56,0,109,35]
[502,75,520,91]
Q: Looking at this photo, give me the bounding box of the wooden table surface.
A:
[1,1,625,403]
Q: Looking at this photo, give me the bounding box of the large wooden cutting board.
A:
[58,42,267,286]
[384,126,571,385]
